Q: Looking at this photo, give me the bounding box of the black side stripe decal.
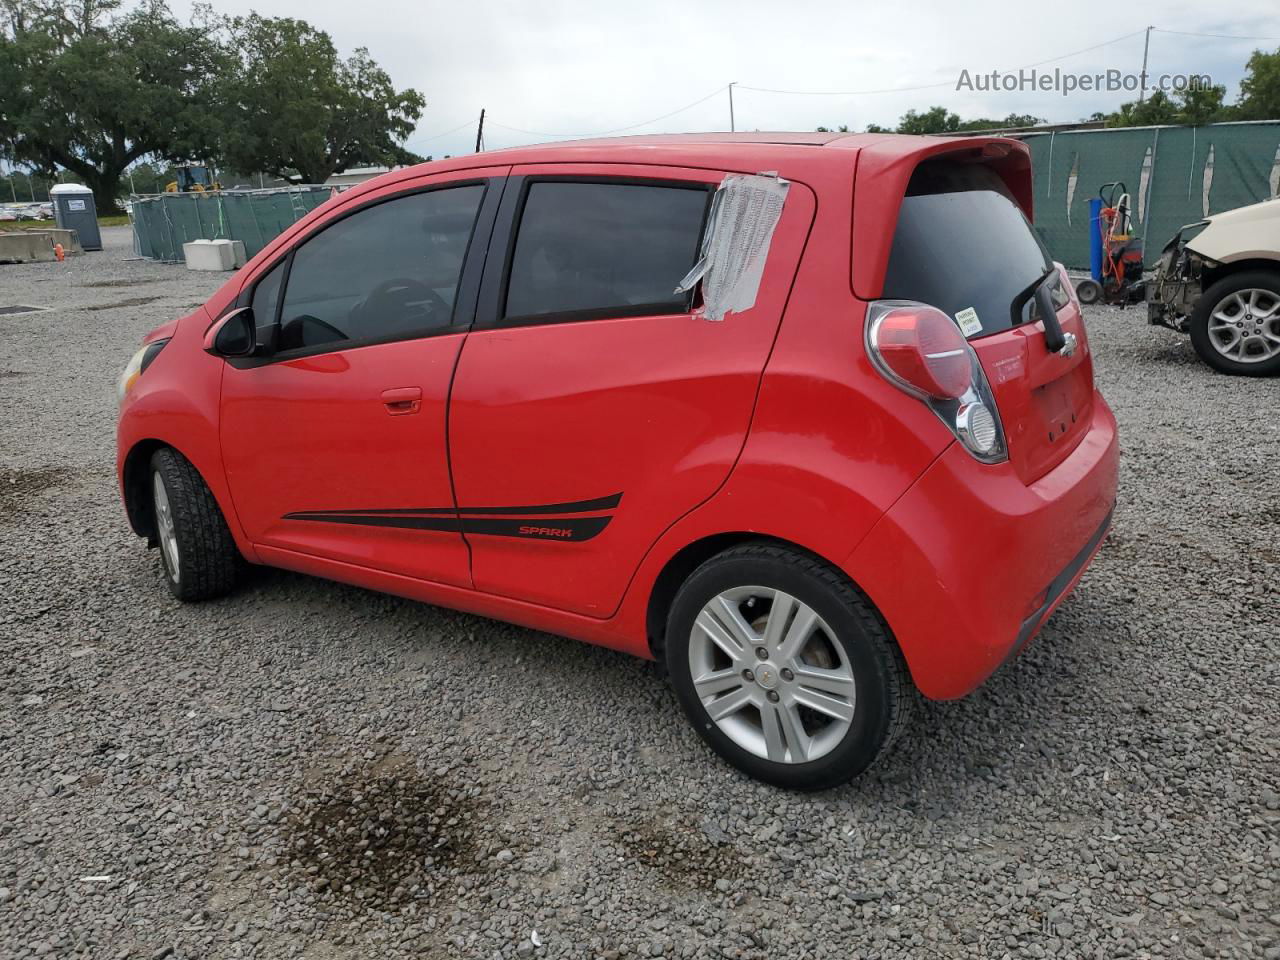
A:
[282,493,621,542]
[285,492,622,518]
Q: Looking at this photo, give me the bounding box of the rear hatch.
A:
[882,160,1093,484]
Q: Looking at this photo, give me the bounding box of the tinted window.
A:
[250,260,284,334]
[277,185,484,351]
[504,181,708,320]
[882,163,1052,338]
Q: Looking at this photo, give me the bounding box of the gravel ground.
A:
[1,226,1277,960]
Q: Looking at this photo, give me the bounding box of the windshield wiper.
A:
[1013,267,1077,356]
[1031,271,1068,353]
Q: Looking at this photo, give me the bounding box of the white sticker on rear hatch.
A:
[955,307,982,337]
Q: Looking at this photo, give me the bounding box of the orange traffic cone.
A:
[54,242,65,262]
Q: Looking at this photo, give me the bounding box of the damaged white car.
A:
[1146,197,1280,376]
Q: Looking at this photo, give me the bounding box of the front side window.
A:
[503,181,709,322]
[251,260,284,334]
[276,184,485,351]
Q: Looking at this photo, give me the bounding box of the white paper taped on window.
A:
[674,172,789,321]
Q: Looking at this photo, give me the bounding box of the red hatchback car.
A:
[117,133,1118,789]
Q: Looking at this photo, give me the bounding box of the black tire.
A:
[664,543,915,790]
[149,448,239,601]
[1189,270,1280,377]
[1075,278,1103,305]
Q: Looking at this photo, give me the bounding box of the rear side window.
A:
[276,184,484,351]
[504,181,709,321]
[882,162,1052,338]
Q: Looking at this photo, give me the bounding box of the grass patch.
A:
[1,215,130,231]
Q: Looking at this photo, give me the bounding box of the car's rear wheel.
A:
[664,543,915,790]
[1189,271,1280,376]
[149,448,239,601]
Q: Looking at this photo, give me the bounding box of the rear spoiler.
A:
[850,137,1032,302]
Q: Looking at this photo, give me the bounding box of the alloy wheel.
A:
[687,586,856,764]
[1207,288,1280,364]
[152,471,180,581]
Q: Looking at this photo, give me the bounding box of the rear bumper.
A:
[845,391,1119,700]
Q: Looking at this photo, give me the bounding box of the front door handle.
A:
[381,386,422,415]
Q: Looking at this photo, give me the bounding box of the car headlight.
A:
[118,339,169,401]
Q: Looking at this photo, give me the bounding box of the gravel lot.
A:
[1,226,1277,960]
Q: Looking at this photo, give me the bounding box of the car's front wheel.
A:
[1189,271,1280,376]
[665,543,915,790]
[149,447,239,601]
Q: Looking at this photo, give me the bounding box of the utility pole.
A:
[728,82,736,132]
[1138,26,1153,103]
[475,108,486,153]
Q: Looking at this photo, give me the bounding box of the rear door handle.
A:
[381,386,422,415]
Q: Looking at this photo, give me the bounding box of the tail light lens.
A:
[866,300,1007,463]
[870,303,972,399]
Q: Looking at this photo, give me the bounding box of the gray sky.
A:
[173,0,1279,159]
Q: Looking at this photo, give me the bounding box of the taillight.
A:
[866,300,1007,463]
[869,303,971,399]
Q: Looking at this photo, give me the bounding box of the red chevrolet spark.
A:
[117,133,1118,789]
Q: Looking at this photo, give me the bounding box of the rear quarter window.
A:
[503,180,709,323]
[882,162,1052,338]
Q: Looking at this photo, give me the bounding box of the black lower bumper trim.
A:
[1015,507,1115,648]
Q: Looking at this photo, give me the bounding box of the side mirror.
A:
[204,307,257,358]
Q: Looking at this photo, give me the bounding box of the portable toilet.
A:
[50,184,102,251]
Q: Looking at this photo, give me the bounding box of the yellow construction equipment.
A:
[165,164,222,193]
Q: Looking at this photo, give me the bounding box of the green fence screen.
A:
[1022,120,1280,268]
[129,187,334,263]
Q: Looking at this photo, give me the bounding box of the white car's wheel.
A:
[1190,271,1280,376]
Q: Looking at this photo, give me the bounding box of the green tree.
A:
[896,106,961,135]
[1104,83,1234,128]
[1237,47,1280,120]
[955,112,1045,132]
[1176,83,1231,125]
[0,0,226,210]
[219,14,425,185]
[819,112,1042,135]
[1104,90,1180,127]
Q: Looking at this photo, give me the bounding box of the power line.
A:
[409,24,1273,146]
[405,119,478,147]
[737,29,1149,96]
[485,85,729,139]
[1154,27,1280,41]
[737,79,952,96]
[1022,28,1149,68]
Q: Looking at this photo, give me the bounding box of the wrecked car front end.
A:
[1146,221,1212,332]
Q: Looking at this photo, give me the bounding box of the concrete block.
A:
[0,232,56,264]
[228,239,247,268]
[183,239,235,272]
[24,228,82,255]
